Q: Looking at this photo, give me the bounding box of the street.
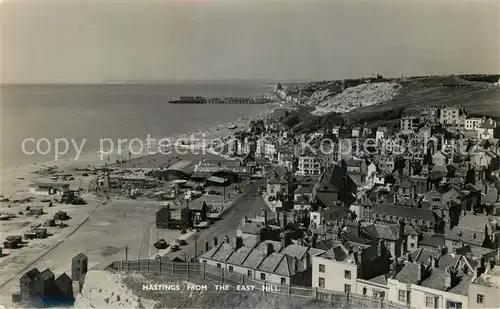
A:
[166,178,271,260]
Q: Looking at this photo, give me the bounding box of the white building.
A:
[332,126,340,137]
[376,127,389,143]
[298,155,322,176]
[465,118,483,131]
[400,116,417,135]
[477,121,496,140]
[439,106,460,125]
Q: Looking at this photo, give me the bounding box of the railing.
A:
[108,260,410,309]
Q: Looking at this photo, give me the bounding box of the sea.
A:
[0,82,273,172]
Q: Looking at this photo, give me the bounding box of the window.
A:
[319,264,325,272]
[446,301,462,309]
[344,270,351,279]
[228,266,233,272]
[202,260,207,263]
[281,277,286,285]
[477,294,485,304]
[344,284,351,294]
[247,270,252,277]
[318,277,325,288]
[426,296,436,308]
[398,290,406,302]
[373,291,385,299]
[260,273,266,280]
[217,263,221,268]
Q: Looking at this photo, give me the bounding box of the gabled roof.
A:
[39,269,55,281]
[280,244,310,260]
[226,246,253,266]
[393,262,421,284]
[319,244,350,262]
[23,268,40,280]
[201,243,234,262]
[364,224,400,241]
[374,204,436,224]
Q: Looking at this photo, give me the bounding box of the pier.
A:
[205,97,272,104]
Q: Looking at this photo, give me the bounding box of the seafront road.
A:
[165,178,272,261]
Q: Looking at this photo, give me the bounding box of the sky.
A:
[1,0,499,83]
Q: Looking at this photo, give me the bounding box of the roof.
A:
[419,232,445,248]
[280,244,310,260]
[39,269,55,280]
[226,246,253,266]
[23,268,40,280]
[393,262,422,284]
[29,181,70,188]
[167,160,196,174]
[369,274,389,285]
[56,273,72,282]
[241,247,268,269]
[206,176,228,184]
[318,244,350,262]
[294,186,312,195]
[364,224,400,240]
[201,243,234,262]
[373,204,436,223]
[240,221,263,235]
[408,247,440,265]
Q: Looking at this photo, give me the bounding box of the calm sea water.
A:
[0,83,271,170]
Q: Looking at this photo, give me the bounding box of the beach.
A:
[0,83,279,306]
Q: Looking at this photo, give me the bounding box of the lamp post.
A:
[194,232,199,262]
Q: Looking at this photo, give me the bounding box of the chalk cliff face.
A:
[74,270,155,309]
[309,82,401,115]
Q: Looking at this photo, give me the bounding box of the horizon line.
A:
[1,73,499,86]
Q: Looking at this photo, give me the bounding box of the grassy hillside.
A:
[287,75,500,133]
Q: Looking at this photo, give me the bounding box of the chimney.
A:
[204,240,209,252]
[489,258,496,272]
[377,240,384,257]
[224,235,230,244]
[264,210,268,226]
[429,257,436,269]
[399,220,405,239]
[406,252,412,262]
[280,211,287,230]
[357,221,362,238]
[312,234,318,248]
[266,243,274,256]
[213,235,218,247]
[235,236,243,250]
[418,261,426,283]
[444,266,452,290]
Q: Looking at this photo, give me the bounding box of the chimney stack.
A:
[280,211,287,230]
[264,210,268,226]
[377,240,384,257]
[399,220,405,239]
[266,243,274,256]
[204,240,209,252]
[429,257,436,269]
[357,221,362,238]
[235,236,243,250]
[418,261,426,283]
[224,235,230,244]
[213,235,218,247]
[444,266,452,290]
[406,252,412,262]
[312,234,318,248]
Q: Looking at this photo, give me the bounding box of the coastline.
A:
[0,99,280,306]
[0,101,280,198]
